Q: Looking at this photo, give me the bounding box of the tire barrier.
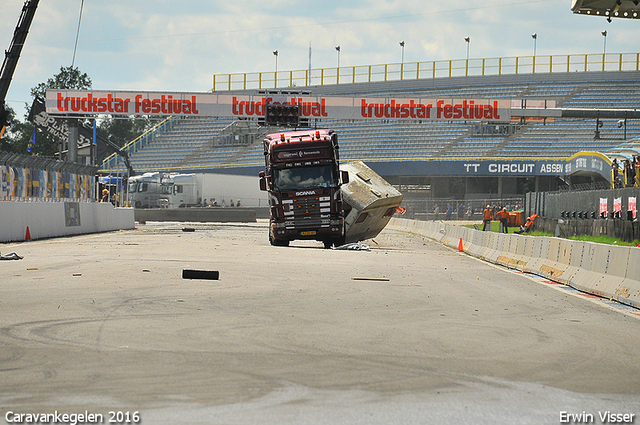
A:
[388,218,640,310]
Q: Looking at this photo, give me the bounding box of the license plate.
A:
[300,231,316,236]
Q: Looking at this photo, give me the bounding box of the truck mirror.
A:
[259,174,267,191]
[341,170,350,184]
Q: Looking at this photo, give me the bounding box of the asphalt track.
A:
[1,221,639,425]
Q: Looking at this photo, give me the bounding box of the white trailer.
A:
[128,172,267,209]
[195,173,267,207]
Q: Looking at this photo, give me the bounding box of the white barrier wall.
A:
[0,201,135,242]
[388,218,640,310]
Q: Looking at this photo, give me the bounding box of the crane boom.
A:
[0,0,40,135]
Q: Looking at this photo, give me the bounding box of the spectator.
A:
[457,204,464,220]
[101,189,109,203]
[466,205,473,219]
[615,176,623,189]
[202,198,208,207]
[627,159,636,187]
[236,199,242,207]
[230,199,235,207]
[445,203,452,221]
[433,204,440,220]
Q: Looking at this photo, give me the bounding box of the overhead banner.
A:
[45,90,512,122]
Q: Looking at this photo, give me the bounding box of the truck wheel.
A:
[269,234,289,247]
[135,201,141,208]
[323,240,333,249]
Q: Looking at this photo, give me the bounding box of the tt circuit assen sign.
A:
[369,153,611,180]
[45,90,512,123]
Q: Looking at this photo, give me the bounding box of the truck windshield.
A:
[128,182,138,193]
[160,184,173,195]
[273,165,336,191]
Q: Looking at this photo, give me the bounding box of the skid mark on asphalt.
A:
[524,273,640,320]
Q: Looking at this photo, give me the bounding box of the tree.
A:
[0,66,93,156]
[30,66,92,99]
[0,104,17,152]
[96,116,156,163]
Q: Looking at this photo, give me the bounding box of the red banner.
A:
[46,90,513,122]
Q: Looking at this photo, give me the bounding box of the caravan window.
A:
[174,185,183,194]
[161,184,173,195]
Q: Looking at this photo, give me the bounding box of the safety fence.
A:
[525,187,640,222]
[388,217,640,310]
[212,52,640,91]
[0,152,98,202]
[533,216,640,243]
[400,197,524,221]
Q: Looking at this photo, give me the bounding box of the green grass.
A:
[567,235,639,247]
[463,222,639,246]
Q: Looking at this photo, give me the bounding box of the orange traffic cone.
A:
[457,237,464,252]
[25,226,31,241]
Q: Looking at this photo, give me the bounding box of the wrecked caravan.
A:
[341,161,404,244]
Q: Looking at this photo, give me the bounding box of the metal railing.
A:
[101,116,179,170]
[211,52,640,92]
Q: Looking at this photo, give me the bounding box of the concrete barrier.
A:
[621,249,640,309]
[134,207,258,223]
[389,217,640,310]
[539,238,568,282]
[0,201,134,242]
[555,239,579,285]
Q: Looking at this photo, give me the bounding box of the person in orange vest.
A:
[482,205,492,231]
[496,207,510,233]
[516,213,539,234]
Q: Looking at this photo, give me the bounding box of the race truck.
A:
[259,129,403,248]
[260,129,349,248]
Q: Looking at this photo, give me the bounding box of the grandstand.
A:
[100,67,640,200]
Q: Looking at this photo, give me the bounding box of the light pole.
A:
[532,33,537,56]
[601,30,607,71]
[273,50,278,87]
[532,33,537,73]
[335,45,340,68]
[464,37,470,60]
[399,41,405,79]
[464,37,470,76]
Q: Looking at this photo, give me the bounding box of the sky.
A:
[2,0,640,121]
